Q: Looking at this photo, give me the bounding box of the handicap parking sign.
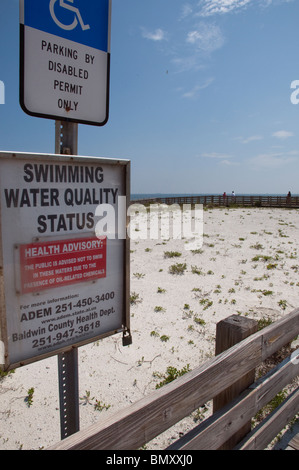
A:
[20,0,111,126]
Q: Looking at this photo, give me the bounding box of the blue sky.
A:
[0,0,299,194]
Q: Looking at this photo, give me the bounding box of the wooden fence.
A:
[49,308,299,450]
[131,195,299,208]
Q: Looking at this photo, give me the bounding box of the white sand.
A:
[1,207,299,450]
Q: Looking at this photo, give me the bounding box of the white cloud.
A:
[272,130,294,139]
[171,22,225,73]
[241,135,264,144]
[186,23,225,53]
[201,152,233,159]
[141,28,167,41]
[200,152,240,165]
[198,0,252,17]
[182,86,202,99]
[180,4,193,20]
[181,78,214,99]
[249,151,299,168]
[220,159,240,166]
[196,0,291,17]
[172,56,203,73]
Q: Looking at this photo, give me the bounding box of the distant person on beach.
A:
[232,190,235,198]
[222,191,227,206]
[287,191,291,204]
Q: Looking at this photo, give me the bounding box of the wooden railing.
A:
[49,308,299,450]
[131,195,299,208]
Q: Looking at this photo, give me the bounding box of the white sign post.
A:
[20,0,111,126]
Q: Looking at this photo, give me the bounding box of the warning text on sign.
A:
[19,236,106,294]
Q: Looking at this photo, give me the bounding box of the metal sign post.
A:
[58,346,79,439]
[55,120,79,439]
[55,120,78,155]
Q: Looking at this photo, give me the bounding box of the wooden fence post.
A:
[213,315,258,449]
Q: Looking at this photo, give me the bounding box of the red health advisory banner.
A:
[19,236,106,294]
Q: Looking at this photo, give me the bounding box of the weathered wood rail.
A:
[49,308,299,450]
[131,195,299,208]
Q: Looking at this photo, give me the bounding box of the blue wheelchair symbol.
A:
[49,0,90,31]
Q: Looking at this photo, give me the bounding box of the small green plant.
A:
[199,298,213,310]
[137,356,145,366]
[255,389,288,423]
[150,330,160,337]
[266,263,277,270]
[250,243,264,250]
[157,287,166,293]
[193,405,209,422]
[191,248,203,254]
[278,229,288,238]
[169,263,187,275]
[278,299,287,310]
[155,365,191,389]
[154,306,165,313]
[80,390,94,406]
[94,400,111,412]
[130,292,141,305]
[191,265,203,275]
[0,368,15,380]
[25,387,35,407]
[164,251,182,258]
[254,274,270,281]
[262,290,273,296]
[257,316,273,330]
[160,335,170,342]
[133,272,145,279]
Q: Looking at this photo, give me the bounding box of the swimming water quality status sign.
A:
[0,152,130,370]
[20,0,111,125]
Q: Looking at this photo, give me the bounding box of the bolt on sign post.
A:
[20,0,111,126]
